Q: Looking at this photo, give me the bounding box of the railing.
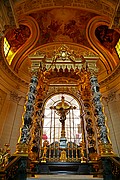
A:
[0,155,28,180]
[110,156,120,180]
[101,156,120,180]
[1,147,119,179]
[40,142,87,163]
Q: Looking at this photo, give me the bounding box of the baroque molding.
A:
[10,91,23,103]
[45,85,80,102]
[14,0,115,20]
[102,91,120,103]
[102,92,116,103]
[0,0,18,37]
[99,64,120,87]
[2,0,17,27]
[32,44,96,58]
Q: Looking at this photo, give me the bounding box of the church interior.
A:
[0,0,120,179]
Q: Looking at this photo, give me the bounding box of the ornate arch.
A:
[11,16,40,71]
[86,16,119,74]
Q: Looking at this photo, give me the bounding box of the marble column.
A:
[87,60,114,156]
[15,62,41,155]
[28,76,45,161]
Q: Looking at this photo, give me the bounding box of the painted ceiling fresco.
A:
[6,9,120,55]
[1,0,120,84]
[30,8,96,47]
[5,25,31,51]
[95,25,120,53]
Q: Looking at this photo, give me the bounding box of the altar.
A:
[16,45,113,169]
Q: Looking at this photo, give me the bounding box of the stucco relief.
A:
[10,91,22,103]
[2,0,17,27]
[14,0,115,19]
[100,65,120,87]
[85,0,102,10]
[53,0,73,6]
[102,91,120,104]
[33,44,96,58]
[46,86,79,100]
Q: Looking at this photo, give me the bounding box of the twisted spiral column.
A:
[80,70,97,161]
[87,59,114,156]
[90,75,114,156]
[15,64,40,155]
[28,81,45,161]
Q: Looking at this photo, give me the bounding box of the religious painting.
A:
[5,25,31,51]
[30,8,96,46]
[95,25,120,53]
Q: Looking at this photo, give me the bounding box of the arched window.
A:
[42,94,82,146]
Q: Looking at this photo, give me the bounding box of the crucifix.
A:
[54,96,71,138]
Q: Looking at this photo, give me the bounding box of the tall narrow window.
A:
[4,37,10,57]
[4,37,14,65]
[115,38,120,58]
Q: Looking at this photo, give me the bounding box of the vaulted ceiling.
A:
[0,0,120,84]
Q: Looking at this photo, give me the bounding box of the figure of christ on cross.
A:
[54,96,71,138]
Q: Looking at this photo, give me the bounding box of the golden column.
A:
[15,57,43,155]
[86,60,114,156]
[80,64,98,161]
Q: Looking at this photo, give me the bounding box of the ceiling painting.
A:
[30,8,96,47]
[5,25,31,51]
[95,25,120,54]
[1,0,120,85]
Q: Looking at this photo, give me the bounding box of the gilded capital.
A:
[29,53,46,75]
[86,59,99,76]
